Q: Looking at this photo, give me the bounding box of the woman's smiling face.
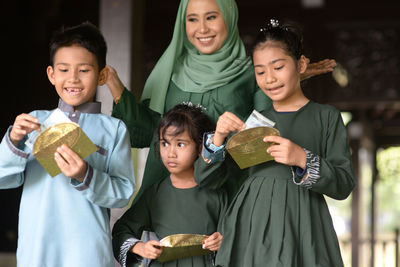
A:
[185,0,228,54]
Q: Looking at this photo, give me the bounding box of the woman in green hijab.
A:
[106,0,335,202]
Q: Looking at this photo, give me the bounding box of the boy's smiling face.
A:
[47,45,106,108]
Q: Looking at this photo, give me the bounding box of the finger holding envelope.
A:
[202,232,222,251]
[132,240,163,259]
[10,113,41,146]
[264,135,306,169]
[54,144,88,182]
[214,112,245,146]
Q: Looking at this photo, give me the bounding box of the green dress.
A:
[112,177,227,267]
[197,101,355,267]
[112,67,271,201]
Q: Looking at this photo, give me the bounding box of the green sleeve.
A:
[112,88,161,148]
[305,109,355,200]
[217,188,229,231]
[112,192,152,265]
[194,154,248,202]
[194,156,228,190]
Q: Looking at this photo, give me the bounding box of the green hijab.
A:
[141,0,251,114]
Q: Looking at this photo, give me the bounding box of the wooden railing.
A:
[339,228,400,267]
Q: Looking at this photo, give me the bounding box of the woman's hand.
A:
[54,145,88,182]
[104,65,125,101]
[132,240,163,259]
[10,113,40,147]
[301,58,336,80]
[214,112,245,146]
[264,136,306,169]
[202,232,222,251]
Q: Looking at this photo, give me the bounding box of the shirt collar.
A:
[57,99,101,114]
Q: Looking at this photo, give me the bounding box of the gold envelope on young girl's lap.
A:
[157,234,212,262]
[226,126,280,169]
[33,122,97,177]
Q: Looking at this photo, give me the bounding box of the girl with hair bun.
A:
[201,19,355,267]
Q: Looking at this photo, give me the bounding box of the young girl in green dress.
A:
[112,103,227,267]
[202,19,355,267]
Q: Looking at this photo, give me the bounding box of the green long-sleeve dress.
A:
[112,67,271,201]
[112,177,227,267]
[196,101,355,267]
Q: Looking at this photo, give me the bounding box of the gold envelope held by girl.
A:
[157,234,212,263]
[226,126,280,169]
[33,122,98,177]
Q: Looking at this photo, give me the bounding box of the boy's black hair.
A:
[49,21,107,70]
[158,103,215,154]
[251,19,304,60]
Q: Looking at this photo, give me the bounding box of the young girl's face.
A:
[253,41,306,104]
[160,126,199,179]
[185,0,228,54]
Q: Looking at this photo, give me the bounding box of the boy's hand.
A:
[214,112,245,147]
[104,65,125,101]
[202,232,222,251]
[10,113,41,146]
[54,145,88,182]
[132,240,163,259]
[264,136,306,169]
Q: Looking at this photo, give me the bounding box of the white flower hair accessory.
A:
[181,101,207,112]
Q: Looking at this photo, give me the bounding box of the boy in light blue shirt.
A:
[0,22,135,267]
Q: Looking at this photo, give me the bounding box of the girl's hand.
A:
[214,112,245,146]
[301,58,336,80]
[104,65,125,101]
[10,114,41,146]
[202,232,222,251]
[132,240,163,259]
[264,136,306,169]
[54,145,88,182]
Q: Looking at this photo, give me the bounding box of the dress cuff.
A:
[71,165,94,191]
[119,237,141,267]
[292,149,321,189]
[201,133,225,164]
[5,126,29,159]
[296,166,307,177]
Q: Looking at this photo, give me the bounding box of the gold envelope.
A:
[226,126,280,169]
[157,234,212,262]
[33,122,98,177]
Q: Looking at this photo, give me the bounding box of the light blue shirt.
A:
[0,99,135,267]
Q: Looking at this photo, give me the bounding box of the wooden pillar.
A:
[370,148,377,267]
[97,0,145,114]
[351,139,360,267]
[358,117,376,267]
[97,2,145,266]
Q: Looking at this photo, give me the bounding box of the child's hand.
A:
[104,65,125,101]
[54,145,88,182]
[10,114,41,146]
[132,240,163,259]
[264,136,306,169]
[214,112,245,146]
[202,232,222,251]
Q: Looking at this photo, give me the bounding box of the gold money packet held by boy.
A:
[157,234,212,263]
[33,122,98,177]
[226,126,280,169]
